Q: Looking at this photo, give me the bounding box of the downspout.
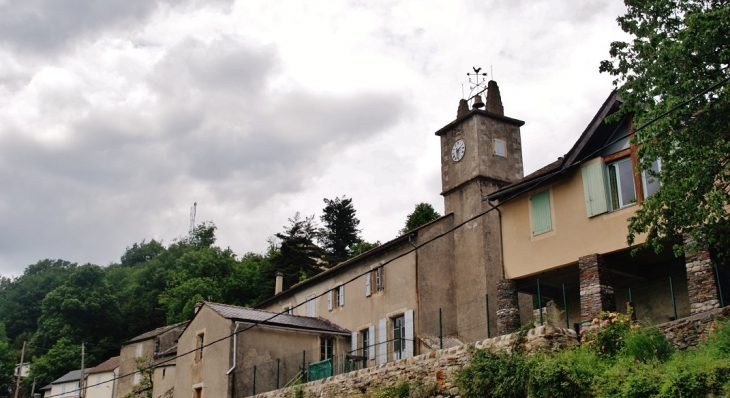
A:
[227,322,242,398]
[408,233,419,356]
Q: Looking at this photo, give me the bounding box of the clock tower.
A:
[433,79,526,338]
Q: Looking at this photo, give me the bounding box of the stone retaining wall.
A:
[249,325,577,398]
[656,306,730,350]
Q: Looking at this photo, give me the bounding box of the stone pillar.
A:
[579,253,616,320]
[684,234,721,314]
[496,279,521,335]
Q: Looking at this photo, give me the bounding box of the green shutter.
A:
[530,190,552,235]
[581,162,609,217]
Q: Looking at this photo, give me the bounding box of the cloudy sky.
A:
[0,0,629,276]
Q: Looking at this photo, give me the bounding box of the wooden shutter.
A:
[365,271,371,297]
[378,318,387,364]
[339,285,345,306]
[530,190,552,235]
[327,290,333,311]
[404,309,414,358]
[351,332,358,355]
[368,325,375,359]
[581,162,609,217]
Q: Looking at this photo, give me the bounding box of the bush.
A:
[528,348,603,398]
[580,311,632,357]
[621,325,674,363]
[658,349,730,397]
[454,349,531,398]
[595,358,663,397]
[375,381,436,398]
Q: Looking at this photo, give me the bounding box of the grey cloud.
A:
[0,37,406,272]
[0,0,233,53]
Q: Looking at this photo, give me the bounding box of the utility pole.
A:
[79,342,85,398]
[13,341,25,398]
[30,378,36,398]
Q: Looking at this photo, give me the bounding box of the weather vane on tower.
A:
[465,66,488,109]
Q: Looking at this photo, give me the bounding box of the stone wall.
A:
[579,253,616,320]
[248,325,577,398]
[656,306,730,350]
[684,235,721,314]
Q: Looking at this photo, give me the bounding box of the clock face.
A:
[451,139,466,162]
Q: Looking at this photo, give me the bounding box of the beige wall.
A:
[152,365,175,398]
[501,158,646,279]
[259,246,419,360]
[51,381,80,398]
[116,339,155,398]
[234,326,347,395]
[173,305,233,398]
[85,370,117,398]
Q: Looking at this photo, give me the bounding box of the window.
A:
[286,304,293,315]
[306,296,315,317]
[493,138,506,157]
[642,159,661,198]
[135,343,142,358]
[392,315,406,360]
[193,387,203,398]
[195,332,204,361]
[162,368,166,379]
[133,372,140,385]
[95,374,101,388]
[328,286,344,310]
[61,384,66,394]
[375,267,384,292]
[360,329,369,357]
[530,190,552,235]
[607,157,636,209]
[320,337,334,361]
[365,271,371,297]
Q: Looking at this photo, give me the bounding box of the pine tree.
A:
[318,196,362,266]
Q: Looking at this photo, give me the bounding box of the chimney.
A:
[485,80,504,115]
[275,272,284,295]
[456,99,469,118]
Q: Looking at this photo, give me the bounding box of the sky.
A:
[0,0,629,276]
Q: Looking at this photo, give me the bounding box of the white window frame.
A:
[375,267,384,292]
[135,343,142,358]
[365,271,371,297]
[336,285,345,307]
[133,372,140,385]
[641,159,662,198]
[606,157,636,210]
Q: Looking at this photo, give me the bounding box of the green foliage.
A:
[596,357,663,398]
[122,357,153,398]
[29,337,80,387]
[580,312,633,357]
[374,381,436,398]
[270,213,325,291]
[318,196,362,266]
[400,203,440,235]
[454,349,531,398]
[350,241,381,257]
[121,239,165,267]
[529,349,603,398]
[622,324,674,363]
[0,323,14,395]
[600,0,730,259]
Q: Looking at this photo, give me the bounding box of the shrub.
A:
[375,381,436,398]
[454,349,531,398]
[528,348,603,398]
[621,325,674,363]
[580,311,632,357]
[658,349,730,397]
[595,358,662,397]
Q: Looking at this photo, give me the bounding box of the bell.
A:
[472,94,485,109]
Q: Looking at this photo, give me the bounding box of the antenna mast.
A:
[189,202,197,235]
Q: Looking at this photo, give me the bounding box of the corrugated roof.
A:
[124,321,189,344]
[205,302,350,335]
[87,356,119,374]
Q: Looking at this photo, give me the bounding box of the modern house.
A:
[173,302,351,398]
[85,356,119,398]
[115,322,187,398]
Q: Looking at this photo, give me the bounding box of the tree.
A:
[318,196,362,266]
[400,203,441,235]
[350,241,381,257]
[600,0,730,259]
[120,240,165,267]
[269,213,325,292]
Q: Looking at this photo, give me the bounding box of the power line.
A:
[42,75,730,398]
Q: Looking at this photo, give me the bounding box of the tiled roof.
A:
[205,302,350,335]
[87,356,119,374]
[125,321,189,344]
